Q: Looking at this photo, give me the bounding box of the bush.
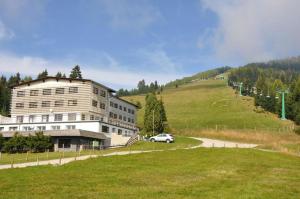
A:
[294,127,300,135]
[3,132,52,153]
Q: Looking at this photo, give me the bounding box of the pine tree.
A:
[37,69,48,79]
[69,65,82,79]
[56,72,62,78]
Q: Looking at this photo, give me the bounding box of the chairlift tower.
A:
[277,90,288,120]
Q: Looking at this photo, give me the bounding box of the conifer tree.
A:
[69,65,82,79]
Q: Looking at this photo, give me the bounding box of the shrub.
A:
[294,127,300,135]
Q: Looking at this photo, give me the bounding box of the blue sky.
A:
[0,0,300,89]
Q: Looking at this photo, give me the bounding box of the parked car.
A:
[149,133,174,143]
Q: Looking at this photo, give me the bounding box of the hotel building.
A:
[0,77,138,151]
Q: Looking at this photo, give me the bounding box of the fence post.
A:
[26,151,29,161]
[47,150,49,160]
[37,154,39,166]
[59,153,62,165]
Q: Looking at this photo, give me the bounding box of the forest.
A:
[228,56,300,124]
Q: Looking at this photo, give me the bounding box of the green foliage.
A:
[37,69,48,79]
[0,133,4,151]
[69,65,82,79]
[3,132,52,153]
[144,93,168,134]
[117,79,162,97]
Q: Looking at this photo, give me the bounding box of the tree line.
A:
[228,56,300,124]
[0,65,83,116]
[117,79,163,97]
[0,132,52,153]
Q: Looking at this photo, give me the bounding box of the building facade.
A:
[0,77,138,151]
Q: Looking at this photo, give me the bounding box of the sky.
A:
[0,0,300,89]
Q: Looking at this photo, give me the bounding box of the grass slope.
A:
[124,80,300,153]
[1,148,300,198]
[125,80,292,131]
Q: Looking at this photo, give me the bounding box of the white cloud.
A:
[200,0,300,64]
[100,0,162,31]
[0,20,14,40]
[0,51,183,89]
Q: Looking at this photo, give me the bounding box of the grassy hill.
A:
[1,148,300,198]
[124,79,300,153]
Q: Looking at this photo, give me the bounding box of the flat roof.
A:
[11,76,116,92]
[1,129,109,140]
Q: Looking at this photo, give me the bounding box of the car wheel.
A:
[150,138,155,142]
[166,139,170,143]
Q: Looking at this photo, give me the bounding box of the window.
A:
[123,116,126,121]
[109,112,113,118]
[119,115,122,120]
[16,116,23,123]
[68,100,77,106]
[90,115,94,120]
[114,114,117,119]
[100,90,106,97]
[69,87,78,93]
[93,87,98,94]
[81,114,85,121]
[123,107,127,112]
[128,109,131,113]
[29,115,35,123]
[92,100,98,107]
[54,114,63,121]
[102,125,109,133]
[112,128,116,133]
[23,126,34,131]
[55,88,64,94]
[37,126,46,131]
[17,91,25,97]
[42,115,49,122]
[110,102,114,107]
[55,100,64,107]
[132,110,135,115]
[68,113,76,121]
[95,116,100,120]
[58,139,71,148]
[100,102,106,110]
[51,125,61,130]
[114,103,118,108]
[66,125,76,130]
[128,118,131,122]
[43,89,51,95]
[9,126,18,131]
[131,118,135,123]
[30,90,39,96]
[42,101,50,107]
[29,102,38,108]
[0,127,4,131]
[119,105,122,110]
[16,103,24,109]
[118,129,122,135]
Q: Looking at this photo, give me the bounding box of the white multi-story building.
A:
[0,77,139,151]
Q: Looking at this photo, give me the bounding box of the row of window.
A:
[109,112,135,123]
[93,87,106,97]
[16,113,77,123]
[16,100,78,109]
[16,87,79,97]
[109,102,135,114]
[92,100,106,110]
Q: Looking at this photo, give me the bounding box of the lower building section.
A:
[0,121,138,151]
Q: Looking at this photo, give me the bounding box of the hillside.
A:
[164,66,231,88]
[124,79,300,152]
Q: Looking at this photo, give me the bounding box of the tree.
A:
[37,69,48,79]
[56,72,63,78]
[0,133,4,151]
[143,93,167,135]
[21,76,32,83]
[4,132,27,153]
[69,65,82,79]
[27,132,52,152]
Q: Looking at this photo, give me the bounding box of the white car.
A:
[149,134,174,143]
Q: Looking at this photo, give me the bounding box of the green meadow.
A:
[0,148,300,199]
